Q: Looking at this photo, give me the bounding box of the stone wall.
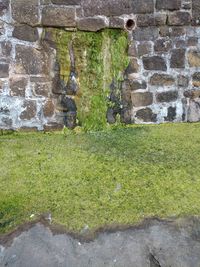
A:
[0,0,200,130]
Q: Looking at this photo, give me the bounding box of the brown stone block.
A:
[133,27,159,41]
[42,6,76,27]
[188,50,200,67]
[125,58,139,74]
[154,38,172,52]
[43,99,55,117]
[0,63,9,78]
[10,77,28,97]
[192,72,200,87]
[159,26,186,37]
[20,100,37,120]
[170,49,185,68]
[137,13,167,27]
[13,25,39,42]
[11,0,40,26]
[131,92,153,107]
[156,0,181,10]
[168,11,191,26]
[77,17,108,32]
[136,107,157,122]
[143,56,167,71]
[137,42,152,57]
[150,73,175,86]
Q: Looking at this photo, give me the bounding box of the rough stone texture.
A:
[12,25,39,42]
[156,91,178,103]
[0,63,9,78]
[136,108,157,122]
[165,106,176,121]
[1,218,200,267]
[131,92,153,107]
[150,74,175,86]
[11,0,40,26]
[77,17,108,32]
[20,100,37,120]
[143,56,167,71]
[188,50,200,67]
[10,77,27,97]
[168,11,191,26]
[156,0,181,10]
[192,72,200,87]
[170,49,186,68]
[42,6,76,27]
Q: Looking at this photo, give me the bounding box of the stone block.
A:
[11,0,40,26]
[128,44,137,57]
[143,56,167,71]
[150,73,175,86]
[77,17,108,32]
[177,75,189,87]
[156,0,181,10]
[20,100,37,120]
[154,38,172,52]
[51,0,81,4]
[187,37,198,47]
[109,17,125,29]
[43,99,55,117]
[33,83,51,97]
[137,42,152,57]
[187,99,200,122]
[137,13,167,27]
[192,0,200,25]
[0,0,9,16]
[13,25,39,42]
[159,26,186,37]
[192,72,200,87]
[10,77,28,97]
[0,63,9,78]
[168,11,191,26]
[170,49,185,68]
[130,80,147,91]
[156,91,178,103]
[136,108,157,122]
[133,27,159,41]
[42,6,76,27]
[15,45,48,75]
[125,58,139,74]
[188,50,200,67]
[164,106,176,121]
[184,90,200,99]
[120,108,132,124]
[131,92,153,107]
[0,41,12,58]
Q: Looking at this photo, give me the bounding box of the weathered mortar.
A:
[0,0,200,130]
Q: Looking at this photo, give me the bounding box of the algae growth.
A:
[48,29,129,131]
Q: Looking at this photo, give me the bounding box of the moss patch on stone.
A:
[48,29,129,131]
[1,123,200,234]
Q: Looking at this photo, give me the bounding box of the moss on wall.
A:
[48,29,129,131]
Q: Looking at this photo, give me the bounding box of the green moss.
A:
[46,29,129,131]
[1,123,200,234]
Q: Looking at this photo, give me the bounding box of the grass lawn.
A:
[0,123,200,234]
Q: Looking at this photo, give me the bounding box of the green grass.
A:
[0,123,200,234]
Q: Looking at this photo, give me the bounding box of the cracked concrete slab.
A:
[1,217,200,267]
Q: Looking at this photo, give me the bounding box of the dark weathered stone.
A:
[156,0,181,10]
[170,49,185,68]
[10,77,27,97]
[159,26,186,37]
[1,41,12,58]
[192,0,200,25]
[128,44,137,57]
[0,0,9,16]
[0,63,9,78]
[61,97,77,112]
[11,0,40,26]
[165,106,176,121]
[51,0,81,4]
[132,92,153,107]
[43,100,54,117]
[42,6,76,27]
[137,42,152,57]
[107,108,117,124]
[33,83,51,97]
[133,27,159,41]
[15,45,48,75]
[156,91,178,103]
[109,17,125,29]
[120,108,132,124]
[125,58,139,74]
[130,80,147,91]
[82,0,154,17]
[150,74,175,86]
[137,14,166,27]
[168,11,191,26]
[65,111,76,129]
[178,75,189,87]
[187,99,200,122]
[192,72,200,87]
[175,39,186,48]
[188,50,200,67]
[136,108,157,122]
[13,25,39,42]
[20,100,37,120]
[77,17,107,32]
[143,56,167,71]
[154,38,172,52]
